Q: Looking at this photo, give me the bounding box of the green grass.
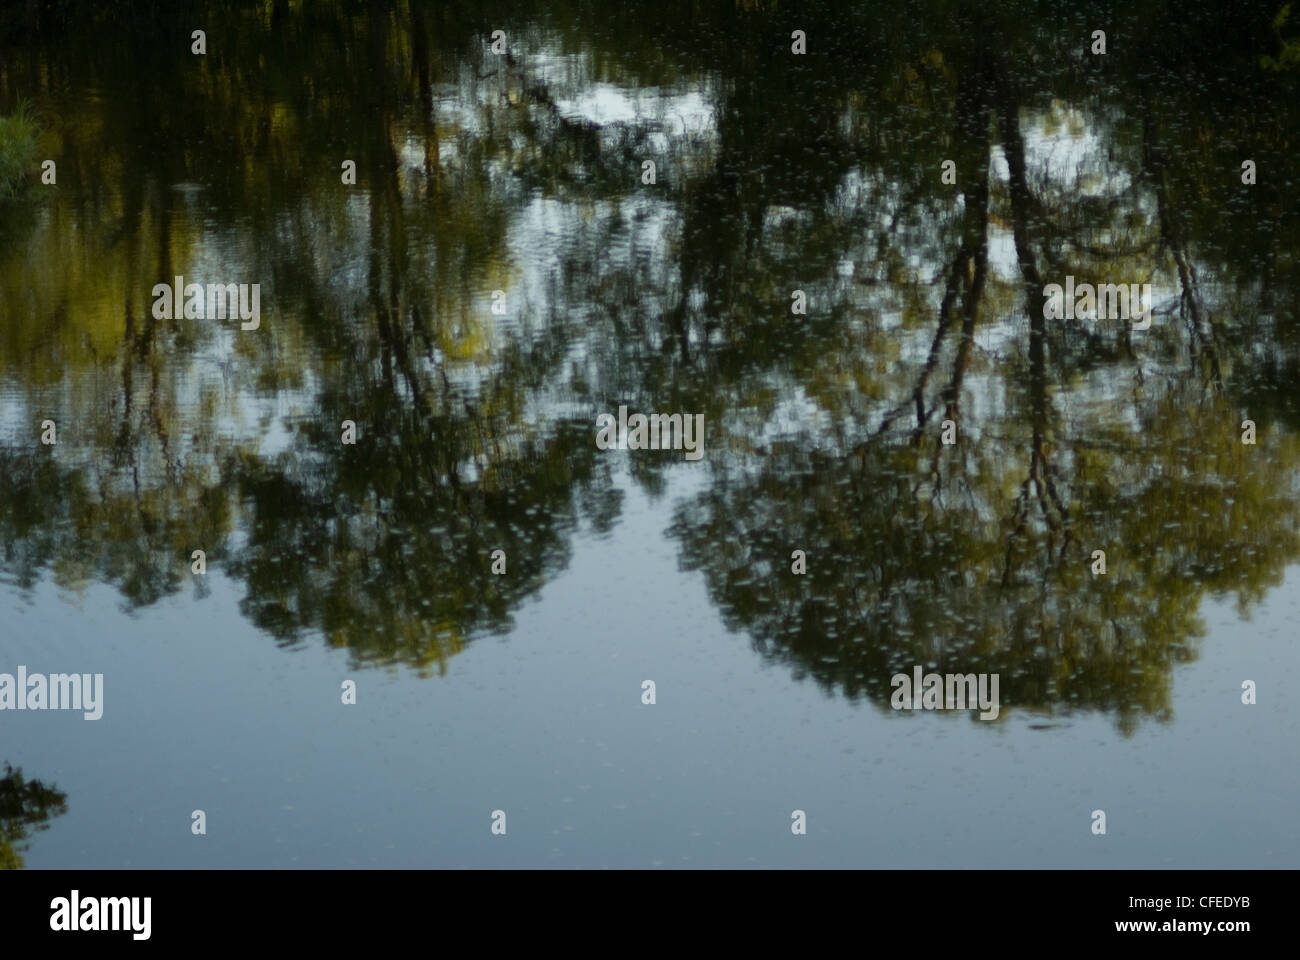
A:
[0,100,41,200]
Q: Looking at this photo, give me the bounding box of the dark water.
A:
[1,1,1299,867]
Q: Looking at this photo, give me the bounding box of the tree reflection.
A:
[0,763,68,870]
[0,0,1298,728]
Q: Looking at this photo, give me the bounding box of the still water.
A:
[1,1,1298,867]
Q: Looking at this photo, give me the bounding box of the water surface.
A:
[1,0,1298,867]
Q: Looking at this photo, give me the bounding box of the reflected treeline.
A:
[1,1,1298,727]
[0,763,68,869]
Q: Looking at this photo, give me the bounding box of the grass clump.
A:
[0,101,41,199]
